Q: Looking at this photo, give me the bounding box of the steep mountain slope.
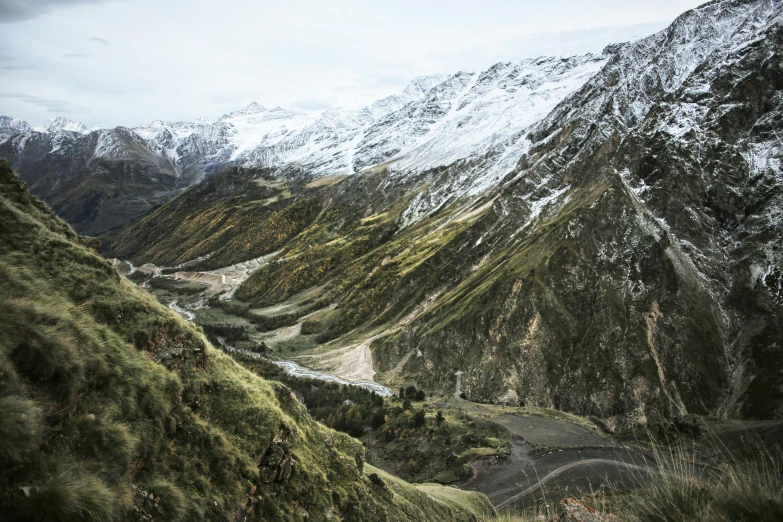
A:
[0,158,493,521]
[0,127,187,235]
[103,0,783,428]
[0,54,603,235]
[367,0,783,423]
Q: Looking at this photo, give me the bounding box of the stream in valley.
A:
[167,299,393,397]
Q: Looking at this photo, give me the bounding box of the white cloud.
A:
[0,0,707,128]
[0,0,126,23]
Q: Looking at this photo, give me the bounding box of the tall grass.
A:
[483,431,783,522]
[621,432,783,522]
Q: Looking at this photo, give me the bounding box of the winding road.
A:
[436,403,661,511]
[494,458,658,510]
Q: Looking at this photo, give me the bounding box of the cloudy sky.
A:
[1,0,707,128]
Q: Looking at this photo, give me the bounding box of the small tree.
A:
[403,400,412,411]
[413,409,426,427]
[399,387,405,398]
[436,410,445,423]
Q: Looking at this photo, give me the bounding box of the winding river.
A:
[220,342,392,396]
[168,300,196,321]
[167,301,392,397]
[272,360,392,396]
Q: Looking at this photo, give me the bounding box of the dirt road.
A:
[493,456,658,510]
[429,401,658,512]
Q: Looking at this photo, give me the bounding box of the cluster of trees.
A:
[236,358,431,439]
[201,322,268,354]
[318,395,387,437]
[399,385,426,401]
[376,406,429,443]
[321,395,434,438]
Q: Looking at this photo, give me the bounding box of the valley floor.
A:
[117,256,783,517]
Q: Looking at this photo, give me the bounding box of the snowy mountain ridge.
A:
[0,59,604,183]
[5,0,778,237]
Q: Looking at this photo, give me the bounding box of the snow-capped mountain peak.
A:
[0,116,32,133]
[402,74,447,98]
[221,102,267,119]
[43,117,88,134]
[244,101,266,112]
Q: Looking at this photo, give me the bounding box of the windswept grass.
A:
[621,433,783,522]
[481,431,783,522]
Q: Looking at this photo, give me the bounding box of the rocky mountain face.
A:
[102,0,783,428]
[0,53,603,234]
[377,0,783,424]
[0,126,187,235]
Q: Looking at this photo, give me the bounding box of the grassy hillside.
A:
[0,158,493,521]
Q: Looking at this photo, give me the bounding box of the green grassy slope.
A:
[0,159,493,521]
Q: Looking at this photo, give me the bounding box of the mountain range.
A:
[0,54,604,234]
[2,0,782,429]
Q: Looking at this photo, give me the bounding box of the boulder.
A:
[558,498,618,522]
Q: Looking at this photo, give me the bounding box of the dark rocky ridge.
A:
[384,0,783,424]
[0,128,201,235]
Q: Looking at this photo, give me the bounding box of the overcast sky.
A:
[0,0,707,128]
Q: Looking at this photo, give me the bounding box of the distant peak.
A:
[45,116,88,134]
[219,102,268,120]
[243,102,266,113]
[403,74,446,98]
[0,115,32,133]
